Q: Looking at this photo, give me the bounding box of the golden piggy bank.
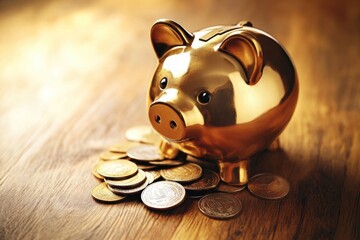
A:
[147,19,298,185]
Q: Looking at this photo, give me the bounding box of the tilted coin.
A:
[247,173,290,200]
[92,163,104,180]
[161,163,202,183]
[132,162,158,170]
[183,170,220,191]
[186,155,218,171]
[109,141,139,153]
[198,193,242,219]
[91,182,126,203]
[215,182,246,193]
[127,144,163,161]
[97,160,138,179]
[141,181,186,210]
[99,151,127,161]
[104,169,146,188]
[140,131,162,145]
[186,190,212,199]
[125,125,154,142]
[149,159,185,166]
[145,172,154,184]
[187,194,204,199]
[145,170,161,181]
[108,177,149,195]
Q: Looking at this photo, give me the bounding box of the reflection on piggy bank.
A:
[147,19,298,185]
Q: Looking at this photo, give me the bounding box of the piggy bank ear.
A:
[219,32,263,85]
[151,19,194,59]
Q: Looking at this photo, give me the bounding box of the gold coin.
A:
[141,181,186,210]
[99,151,127,161]
[127,144,163,161]
[141,131,162,145]
[108,177,149,195]
[160,163,202,183]
[149,159,184,166]
[109,141,139,153]
[92,163,104,180]
[183,170,220,191]
[91,182,126,203]
[216,182,246,193]
[145,170,161,181]
[132,162,158,170]
[104,169,146,188]
[247,173,290,200]
[97,160,138,179]
[125,125,154,142]
[198,193,242,219]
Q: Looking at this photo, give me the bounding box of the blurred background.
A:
[0,0,359,147]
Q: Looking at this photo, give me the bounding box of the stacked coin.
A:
[92,159,149,202]
[91,125,290,219]
[91,126,192,208]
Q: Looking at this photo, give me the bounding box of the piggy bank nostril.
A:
[170,121,177,129]
[148,103,186,141]
[155,115,161,123]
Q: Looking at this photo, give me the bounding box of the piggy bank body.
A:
[147,20,298,185]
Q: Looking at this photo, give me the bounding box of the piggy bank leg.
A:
[158,139,180,159]
[218,159,248,185]
[267,137,280,151]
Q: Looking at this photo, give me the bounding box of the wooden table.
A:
[0,0,359,239]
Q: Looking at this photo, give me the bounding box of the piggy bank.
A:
[147,19,298,185]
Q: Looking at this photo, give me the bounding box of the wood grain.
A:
[0,0,359,239]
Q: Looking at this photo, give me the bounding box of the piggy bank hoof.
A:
[158,139,180,159]
[218,159,249,185]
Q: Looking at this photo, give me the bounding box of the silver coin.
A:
[198,193,242,219]
[145,172,155,184]
[108,177,149,195]
[127,144,164,161]
[141,181,186,210]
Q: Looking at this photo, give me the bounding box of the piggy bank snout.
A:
[148,102,186,141]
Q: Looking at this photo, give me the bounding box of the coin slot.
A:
[170,120,177,129]
[155,115,161,124]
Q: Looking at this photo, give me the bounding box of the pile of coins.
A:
[91,125,290,219]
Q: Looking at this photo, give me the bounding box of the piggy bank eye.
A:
[159,77,168,90]
[197,91,211,104]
